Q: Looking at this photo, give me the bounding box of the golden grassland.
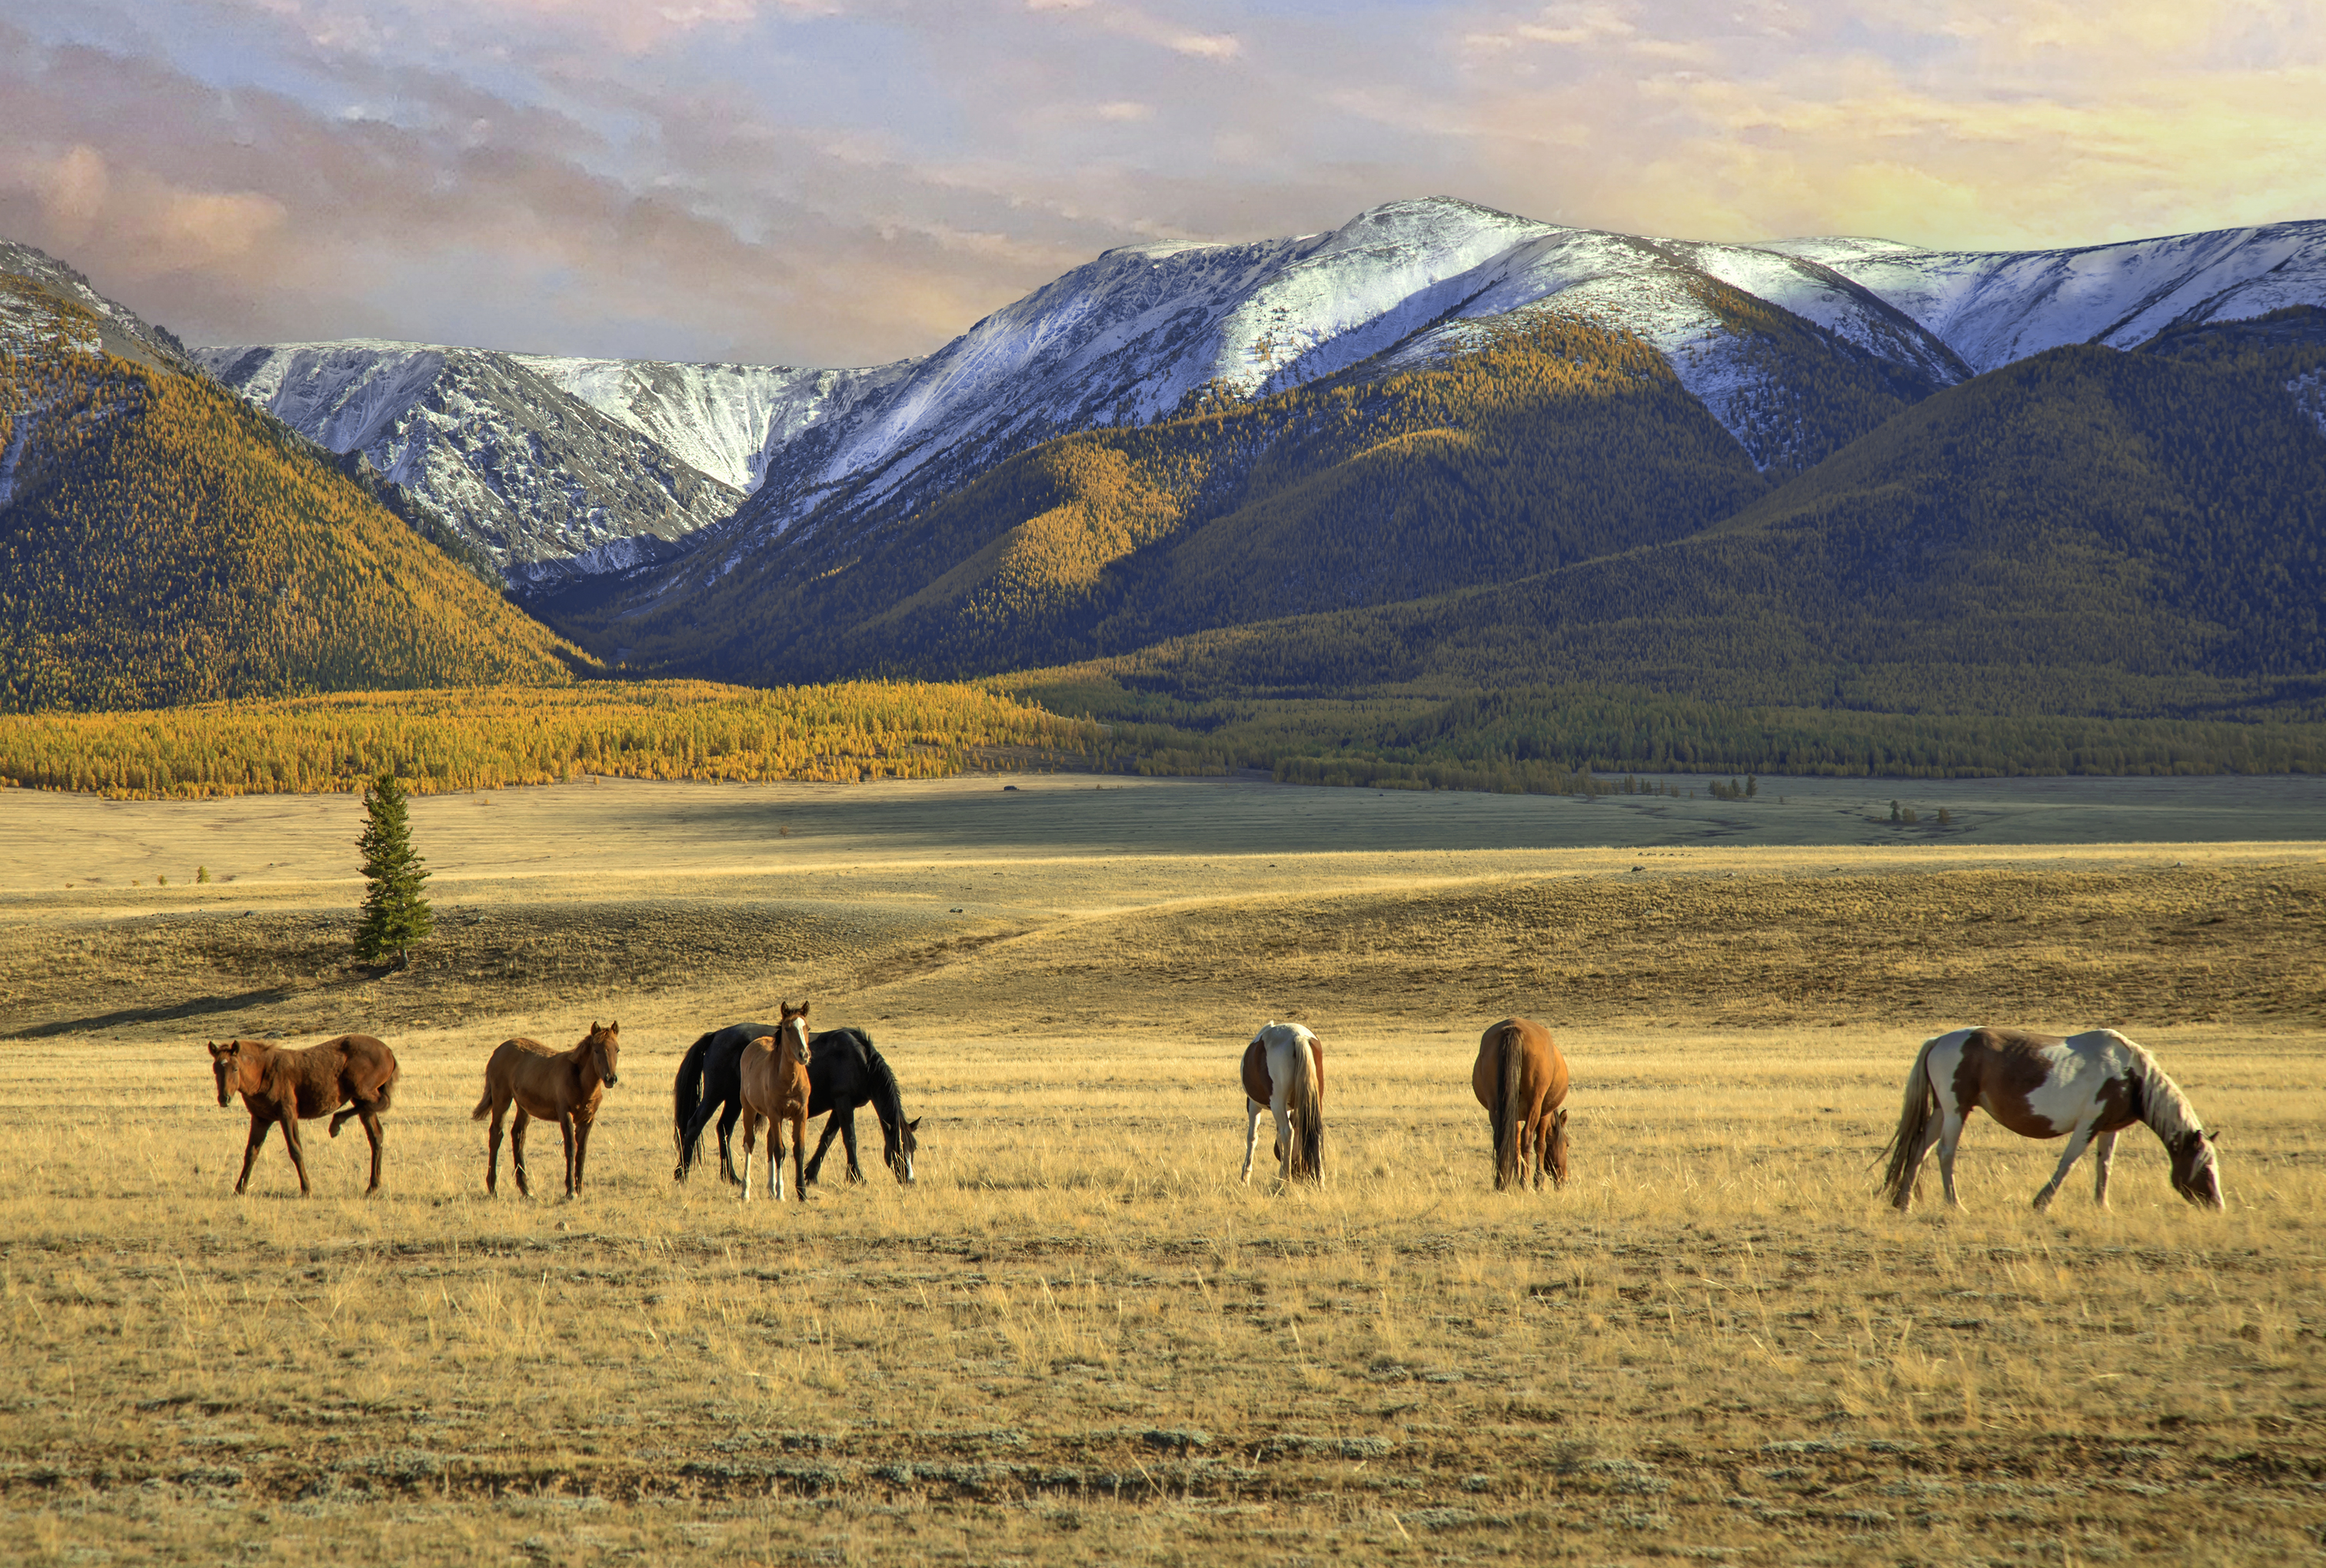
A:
[0,787,2321,1563]
[0,681,1103,797]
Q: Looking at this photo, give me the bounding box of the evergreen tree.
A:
[355,772,432,968]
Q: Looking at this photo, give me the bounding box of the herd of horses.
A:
[201,1014,2226,1213]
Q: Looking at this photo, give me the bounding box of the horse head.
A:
[884,1115,922,1186]
[207,1040,242,1106]
[583,1020,621,1089]
[1548,1107,1571,1187]
[2170,1129,2223,1210]
[778,1000,810,1060]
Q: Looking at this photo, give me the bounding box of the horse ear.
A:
[589,1020,599,1032]
[800,1000,810,1016]
[908,1117,922,1132]
[610,1020,619,1034]
[206,1040,221,1057]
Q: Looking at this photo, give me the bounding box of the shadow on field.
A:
[8,984,305,1040]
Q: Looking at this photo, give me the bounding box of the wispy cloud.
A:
[1,1,2319,365]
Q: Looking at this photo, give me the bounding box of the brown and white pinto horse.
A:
[1880,1027,2223,1212]
[737,1002,814,1203]
[208,1035,400,1195]
[1240,1021,1323,1183]
[471,1020,621,1197]
[1472,1017,1569,1190]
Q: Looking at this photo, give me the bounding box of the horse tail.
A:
[1287,1035,1323,1182]
[1490,1025,1526,1192]
[374,1056,400,1114]
[673,1032,715,1158]
[469,1082,493,1122]
[1877,1036,1942,1204]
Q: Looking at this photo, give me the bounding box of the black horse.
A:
[674,1022,920,1187]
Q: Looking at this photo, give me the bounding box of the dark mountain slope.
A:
[0,275,585,711]
[1072,339,2326,715]
[543,285,1934,682]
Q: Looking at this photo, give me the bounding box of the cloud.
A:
[2,0,2321,368]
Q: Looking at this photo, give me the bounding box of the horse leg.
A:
[511,1110,533,1197]
[485,1102,506,1194]
[787,1110,807,1202]
[1892,1109,1945,1212]
[1241,1097,1267,1184]
[1529,1103,1549,1191]
[1935,1108,1968,1209]
[717,1100,744,1186]
[358,1109,385,1193]
[279,1110,311,1197]
[559,1114,577,1197]
[2091,1128,2120,1209]
[235,1112,271,1194]
[574,1117,594,1195]
[1269,1084,1295,1183]
[740,1110,759,1202]
[804,1111,846,1189]
[838,1110,864,1184]
[2032,1121,2099,1213]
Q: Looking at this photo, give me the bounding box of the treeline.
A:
[0,331,581,711]
[0,681,1105,797]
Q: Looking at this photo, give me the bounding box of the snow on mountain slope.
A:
[197,341,742,575]
[0,239,195,373]
[514,355,913,494]
[717,198,1970,554]
[1765,221,2326,373]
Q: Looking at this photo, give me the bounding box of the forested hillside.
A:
[0,280,586,711]
[1043,337,2326,729]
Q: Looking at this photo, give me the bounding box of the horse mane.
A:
[864,1041,905,1127]
[2123,1036,2204,1143]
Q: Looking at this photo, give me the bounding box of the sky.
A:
[3,0,2321,367]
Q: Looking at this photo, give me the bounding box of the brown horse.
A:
[207,1035,400,1196]
[737,1001,814,1203]
[1472,1017,1569,1191]
[471,1020,621,1197]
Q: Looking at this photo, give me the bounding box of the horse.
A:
[471,1020,621,1197]
[737,1003,814,1203]
[674,1020,920,1188]
[1240,1021,1323,1183]
[1472,1017,1569,1191]
[206,1034,400,1196]
[1878,1027,2224,1213]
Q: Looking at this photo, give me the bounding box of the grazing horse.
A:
[1240,1021,1323,1183]
[207,1035,400,1196]
[1879,1027,2224,1212]
[673,1022,761,1183]
[800,1026,921,1188]
[1472,1017,1569,1191]
[737,1002,814,1203]
[472,1020,621,1197]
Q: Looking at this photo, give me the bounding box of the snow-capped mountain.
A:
[1765,222,2326,374]
[191,198,2326,591]
[195,342,752,578]
[0,239,197,374]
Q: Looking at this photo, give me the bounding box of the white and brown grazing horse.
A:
[1472,1017,1569,1191]
[1879,1027,2222,1212]
[1240,1021,1323,1184]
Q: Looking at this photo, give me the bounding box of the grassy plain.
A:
[1,774,2322,1564]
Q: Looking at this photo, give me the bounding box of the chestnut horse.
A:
[1879,1027,2224,1212]
[471,1020,621,1197]
[207,1035,400,1195]
[737,1002,814,1203]
[1240,1021,1323,1183]
[1472,1017,1569,1191]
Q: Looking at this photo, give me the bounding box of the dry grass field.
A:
[2,774,2322,1565]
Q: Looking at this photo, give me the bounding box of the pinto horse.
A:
[472,1020,621,1197]
[207,1035,400,1195]
[677,1021,920,1189]
[1240,1021,1323,1183]
[1472,1017,1569,1191]
[737,1003,814,1203]
[1879,1027,2223,1212]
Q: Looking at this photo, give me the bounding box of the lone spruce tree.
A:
[355,772,433,969]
